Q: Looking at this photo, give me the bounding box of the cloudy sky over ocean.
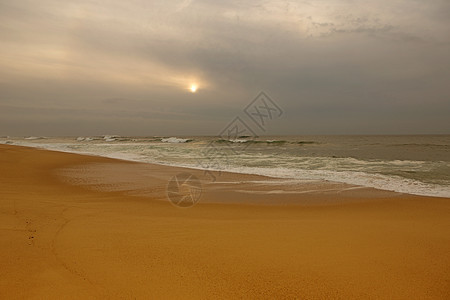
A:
[1,0,449,136]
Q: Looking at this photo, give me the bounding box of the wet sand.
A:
[0,144,449,299]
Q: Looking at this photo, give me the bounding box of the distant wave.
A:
[213,139,314,145]
[161,137,192,143]
[390,143,450,149]
[214,139,252,144]
[295,141,316,145]
[265,140,287,144]
[76,137,94,142]
[103,135,120,142]
[229,139,248,143]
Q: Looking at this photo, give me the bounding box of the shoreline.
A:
[3,142,448,200]
[1,144,449,298]
[6,144,412,204]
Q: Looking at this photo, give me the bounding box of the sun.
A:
[190,84,198,93]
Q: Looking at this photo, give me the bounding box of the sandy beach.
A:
[0,144,449,299]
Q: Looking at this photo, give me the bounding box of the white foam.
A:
[229,139,248,143]
[76,137,94,142]
[216,166,450,198]
[146,161,450,198]
[103,135,119,141]
[9,139,450,198]
[161,137,191,143]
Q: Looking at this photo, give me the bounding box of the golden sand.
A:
[0,145,449,299]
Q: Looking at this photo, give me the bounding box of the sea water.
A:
[2,135,449,198]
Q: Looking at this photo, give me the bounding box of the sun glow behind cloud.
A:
[0,0,449,135]
[1,0,447,88]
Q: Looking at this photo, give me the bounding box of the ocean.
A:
[2,135,449,198]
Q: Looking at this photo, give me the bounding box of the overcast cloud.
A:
[1,0,449,136]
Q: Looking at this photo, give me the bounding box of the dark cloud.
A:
[0,0,449,135]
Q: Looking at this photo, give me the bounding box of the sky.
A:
[1,0,449,136]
